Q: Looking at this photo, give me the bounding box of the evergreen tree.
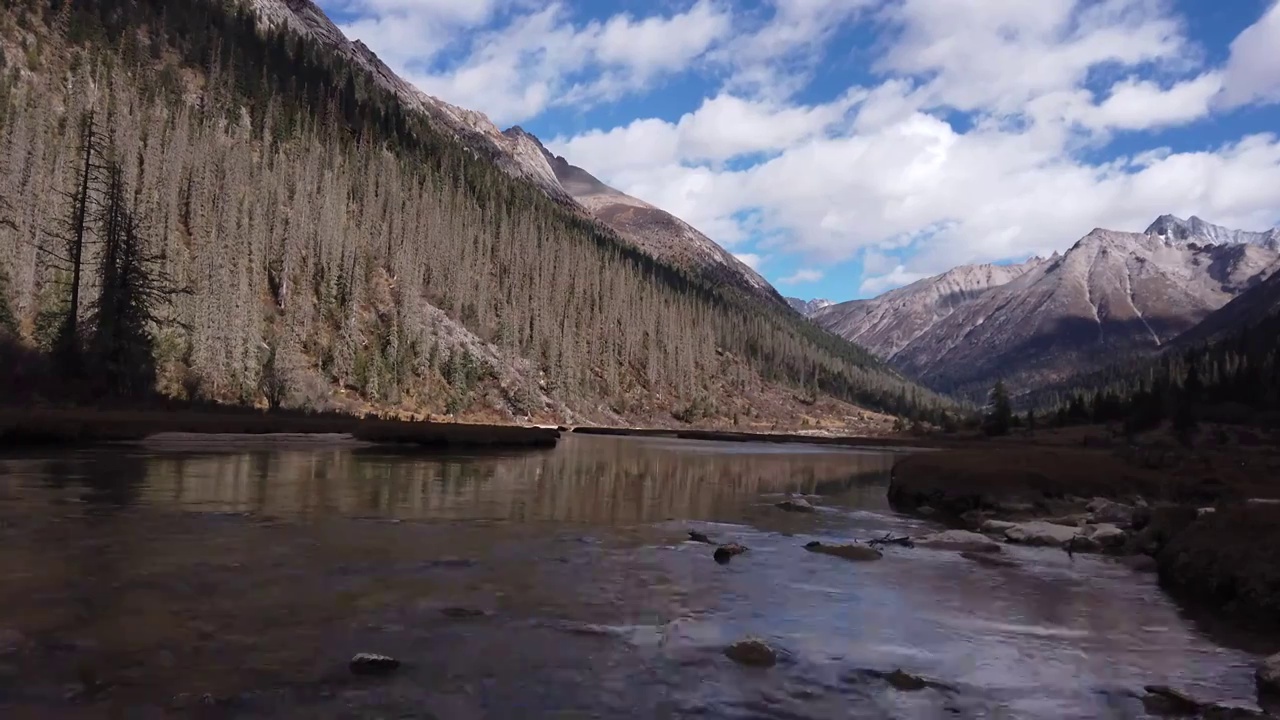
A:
[983,381,1013,437]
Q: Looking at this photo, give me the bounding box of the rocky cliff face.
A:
[786,298,833,317]
[816,220,1280,399]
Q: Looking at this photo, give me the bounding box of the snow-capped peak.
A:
[1145,214,1279,250]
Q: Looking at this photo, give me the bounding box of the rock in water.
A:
[980,519,1018,534]
[960,551,1018,568]
[1086,523,1128,549]
[349,653,401,676]
[914,530,1002,553]
[1141,685,1204,716]
[439,607,488,619]
[1003,521,1083,547]
[724,639,777,667]
[882,669,928,692]
[804,541,883,562]
[688,530,712,544]
[776,497,816,513]
[1259,652,1280,701]
[714,543,748,564]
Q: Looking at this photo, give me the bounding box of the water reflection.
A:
[5,436,896,524]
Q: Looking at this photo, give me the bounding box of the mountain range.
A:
[0,0,945,428]
[813,216,1280,400]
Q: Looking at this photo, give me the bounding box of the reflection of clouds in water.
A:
[124,436,896,524]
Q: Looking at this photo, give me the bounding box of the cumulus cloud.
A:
[1218,0,1280,107]
[733,252,765,270]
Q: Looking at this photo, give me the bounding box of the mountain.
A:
[1146,215,1280,251]
[505,127,781,305]
[786,298,834,317]
[812,259,1046,361]
[1174,268,1280,348]
[815,221,1280,400]
[0,0,949,427]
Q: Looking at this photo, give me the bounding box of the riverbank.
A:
[886,427,1280,632]
[0,407,560,450]
[569,425,929,449]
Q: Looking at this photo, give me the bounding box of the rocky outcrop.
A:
[776,497,816,513]
[349,653,400,676]
[714,543,749,564]
[1087,498,1137,527]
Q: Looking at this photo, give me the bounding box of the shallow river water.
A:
[0,435,1266,718]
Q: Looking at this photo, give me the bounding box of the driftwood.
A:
[868,533,915,549]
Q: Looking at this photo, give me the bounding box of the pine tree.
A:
[983,381,1013,436]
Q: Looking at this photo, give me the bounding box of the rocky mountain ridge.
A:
[786,298,834,316]
[815,218,1280,399]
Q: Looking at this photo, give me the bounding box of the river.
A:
[0,435,1265,718]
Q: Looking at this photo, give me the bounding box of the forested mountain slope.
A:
[0,0,948,426]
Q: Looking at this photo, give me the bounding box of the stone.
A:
[917,506,937,517]
[714,543,748,564]
[688,530,712,544]
[1258,652,1280,700]
[1197,507,1217,517]
[1202,705,1268,719]
[914,530,1002,554]
[1088,499,1137,526]
[1246,498,1280,507]
[1141,685,1204,716]
[1086,523,1127,549]
[776,497,815,513]
[1004,521,1083,547]
[881,669,928,691]
[349,653,401,676]
[994,501,1037,515]
[960,551,1018,568]
[803,541,883,562]
[724,639,777,667]
[959,509,993,530]
[980,519,1017,534]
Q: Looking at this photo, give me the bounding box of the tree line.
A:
[0,0,955,421]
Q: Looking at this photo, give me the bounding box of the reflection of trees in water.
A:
[138,440,896,524]
[24,452,148,509]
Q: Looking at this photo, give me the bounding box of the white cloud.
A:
[1218,0,1280,107]
[343,1,733,125]
[780,268,824,285]
[733,252,765,270]
[335,0,1280,299]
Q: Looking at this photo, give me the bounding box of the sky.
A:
[319,0,1280,302]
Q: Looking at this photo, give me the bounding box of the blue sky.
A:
[322,0,1280,302]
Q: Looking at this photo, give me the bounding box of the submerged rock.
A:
[724,638,776,667]
[776,497,816,513]
[1004,521,1082,547]
[714,543,748,564]
[914,530,1002,553]
[859,668,955,693]
[804,541,883,562]
[688,530,713,544]
[349,653,401,676]
[961,551,1018,568]
[1141,685,1204,716]
[439,607,488,619]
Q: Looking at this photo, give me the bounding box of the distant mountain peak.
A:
[1144,214,1279,250]
[786,298,833,317]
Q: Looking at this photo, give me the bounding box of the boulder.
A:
[1258,652,1280,701]
[1086,523,1127,549]
[725,638,777,667]
[804,541,883,562]
[350,653,401,676]
[1087,499,1137,526]
[914,530,1003,554]
[1004,521,1083,547]
[1141,685,1204,716]
[776,497,816,513]
[439,607,489,619]
[980,519,1018,534]
[688,530,713,544]
[959,509,993,530]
